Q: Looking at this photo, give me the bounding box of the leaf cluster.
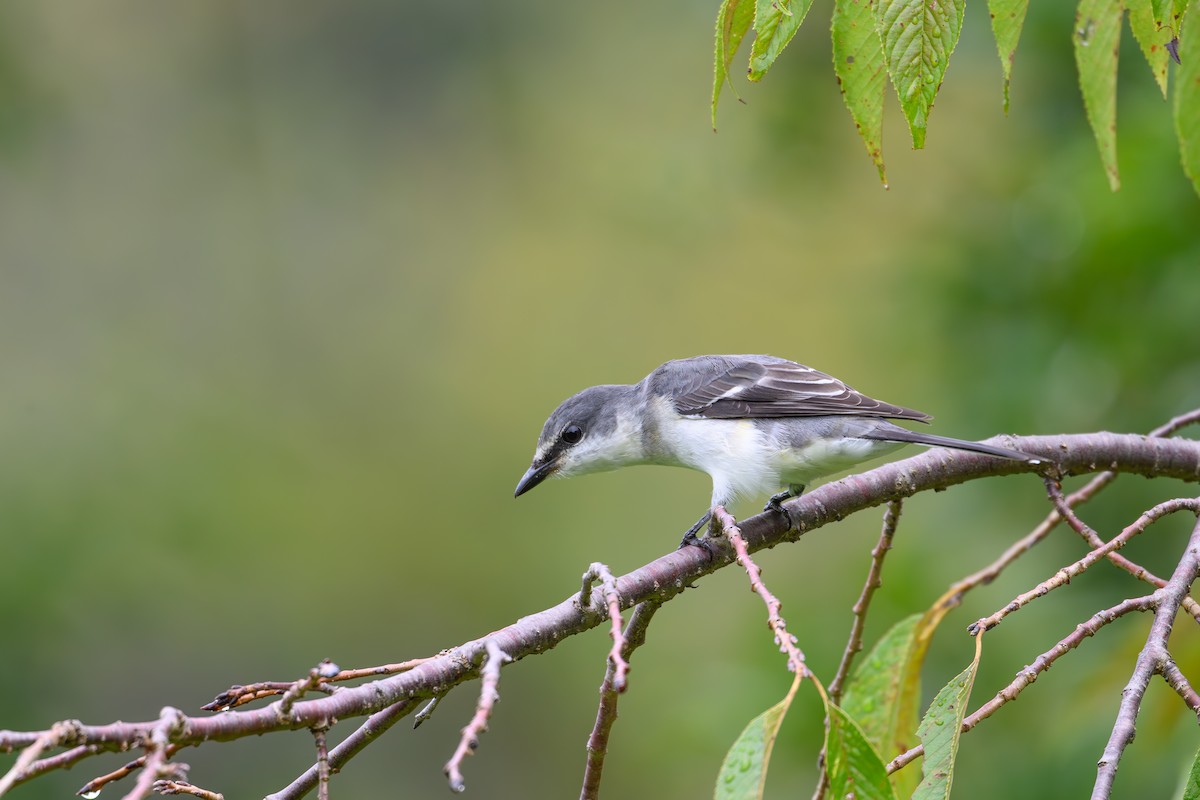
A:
[713,0,1200,196]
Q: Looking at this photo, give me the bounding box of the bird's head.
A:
[514,384,642,498]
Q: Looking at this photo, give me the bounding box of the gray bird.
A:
[514,355,1036,547]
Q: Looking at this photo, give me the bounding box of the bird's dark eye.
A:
[561,424,584,444]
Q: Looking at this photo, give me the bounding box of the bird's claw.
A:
[763,488,800,530]
[678,529,716,559]
[678,510,717,560]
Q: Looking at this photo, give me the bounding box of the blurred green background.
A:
[2,1,1199,798]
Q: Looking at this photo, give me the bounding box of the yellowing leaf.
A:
[713,0,756,126]
[1074,0,1123,191]
[833,0,889,184]
[1127,0,1171,98]
[987,0,1031,112]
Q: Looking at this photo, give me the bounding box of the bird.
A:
[513,355,1037,548]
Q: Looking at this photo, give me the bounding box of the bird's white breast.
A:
[646,397,905,505]
[648,399,779,504]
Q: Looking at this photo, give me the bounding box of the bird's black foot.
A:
[678,510,715,558]
[763,485,804,526]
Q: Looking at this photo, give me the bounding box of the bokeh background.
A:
[2,1,1199,798]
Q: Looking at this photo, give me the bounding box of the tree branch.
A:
[1,432,1197,794]
[1093,513,1200,799]
[579,600,662,800]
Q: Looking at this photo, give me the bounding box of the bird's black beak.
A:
[514,458,557,498]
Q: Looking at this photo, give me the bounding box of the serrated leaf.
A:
[987,0,1031,112]
[826,704,900,800]
[1151,0,1187,37]
[911,643,982,800]
[841,614,922,796]
[1174,0,1200,198]
[833,0,889,184]
[1128,0,1171,97]
[842,615,920,753]
[1182,743,1200,800]
[748,0,818,81]
[1074,0,1123,191]
[713,0,756,127]
[874,0,966,148]
[714,675,801,800]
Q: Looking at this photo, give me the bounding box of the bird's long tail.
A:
[862,428,1039,463]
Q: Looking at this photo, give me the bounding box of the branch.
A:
[716,506,807,674]
[1093,513,1200,799]
[829,499,903,702]
[579,600,662,800]
[1,432,1197,792]
[264,699,421,800]
[580,563,630,691]
[887,595,1156,775]
[970,496,1200,634]
[1046,479,1200,622]
[443,639,511,793]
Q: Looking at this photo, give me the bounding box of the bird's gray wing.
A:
[667,356,932,422]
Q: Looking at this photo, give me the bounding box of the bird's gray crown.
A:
[536,384,630,449]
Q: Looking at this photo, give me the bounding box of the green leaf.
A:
[911,649,981,800]
[713,0,756,127]
[826,704,900,800]
[1182,742,1200,800]
[714,675,801,800]
[987,0,1031,112]
[1175,0,1200,198]
[1151,0,1187,37]
[833,0,889,185]
[874,0,966,148]
[1074,0,1123,191]
[1127,0,1171,98]
[748,0,818,82]
[842,615,919,753]
[841,614,922,796]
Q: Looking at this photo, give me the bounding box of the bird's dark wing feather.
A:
[665,356,932,422]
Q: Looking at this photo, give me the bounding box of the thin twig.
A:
[1046,479,1200,622]
[276,662,341,723]
[0,721,80,795]
[715,506,807,675]
[264,699,421,800]
[75,745,185,798]
[927,408,1200,619]
[204,658,432,711]
[8,743,104,790]
[121,707,186,800]
[413,695,443,728]
[971,497,1200,634]
[444,639,511,793]
[829,499,903,703]
[579,600,663,800]
[580,563,630,691]
[811,500,903,800]
[1159,660,1200,716]
[151,779,224,799]
[887,596,1155,774]
[1093,514,1200,799]
[312,728,330,800]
